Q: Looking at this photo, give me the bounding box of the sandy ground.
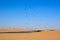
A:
[0,30,60,40]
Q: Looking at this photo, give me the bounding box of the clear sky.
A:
[0,0,60,30]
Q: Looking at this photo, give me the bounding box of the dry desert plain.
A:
[0,29,60,40]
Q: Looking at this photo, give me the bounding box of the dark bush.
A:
[33,30,42,32]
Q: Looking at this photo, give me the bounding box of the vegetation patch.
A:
[32,30,42,32]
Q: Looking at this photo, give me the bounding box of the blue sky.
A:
[0,0,60,30]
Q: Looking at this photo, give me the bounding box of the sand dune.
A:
[0,29,27,32]
[0,30,60,40]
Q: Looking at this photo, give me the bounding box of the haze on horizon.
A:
[0,0,60,30]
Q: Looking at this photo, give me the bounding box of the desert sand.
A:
[0,30,60,40]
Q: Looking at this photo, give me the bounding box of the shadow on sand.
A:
[0,30,43,34]
[0,31,32,34]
